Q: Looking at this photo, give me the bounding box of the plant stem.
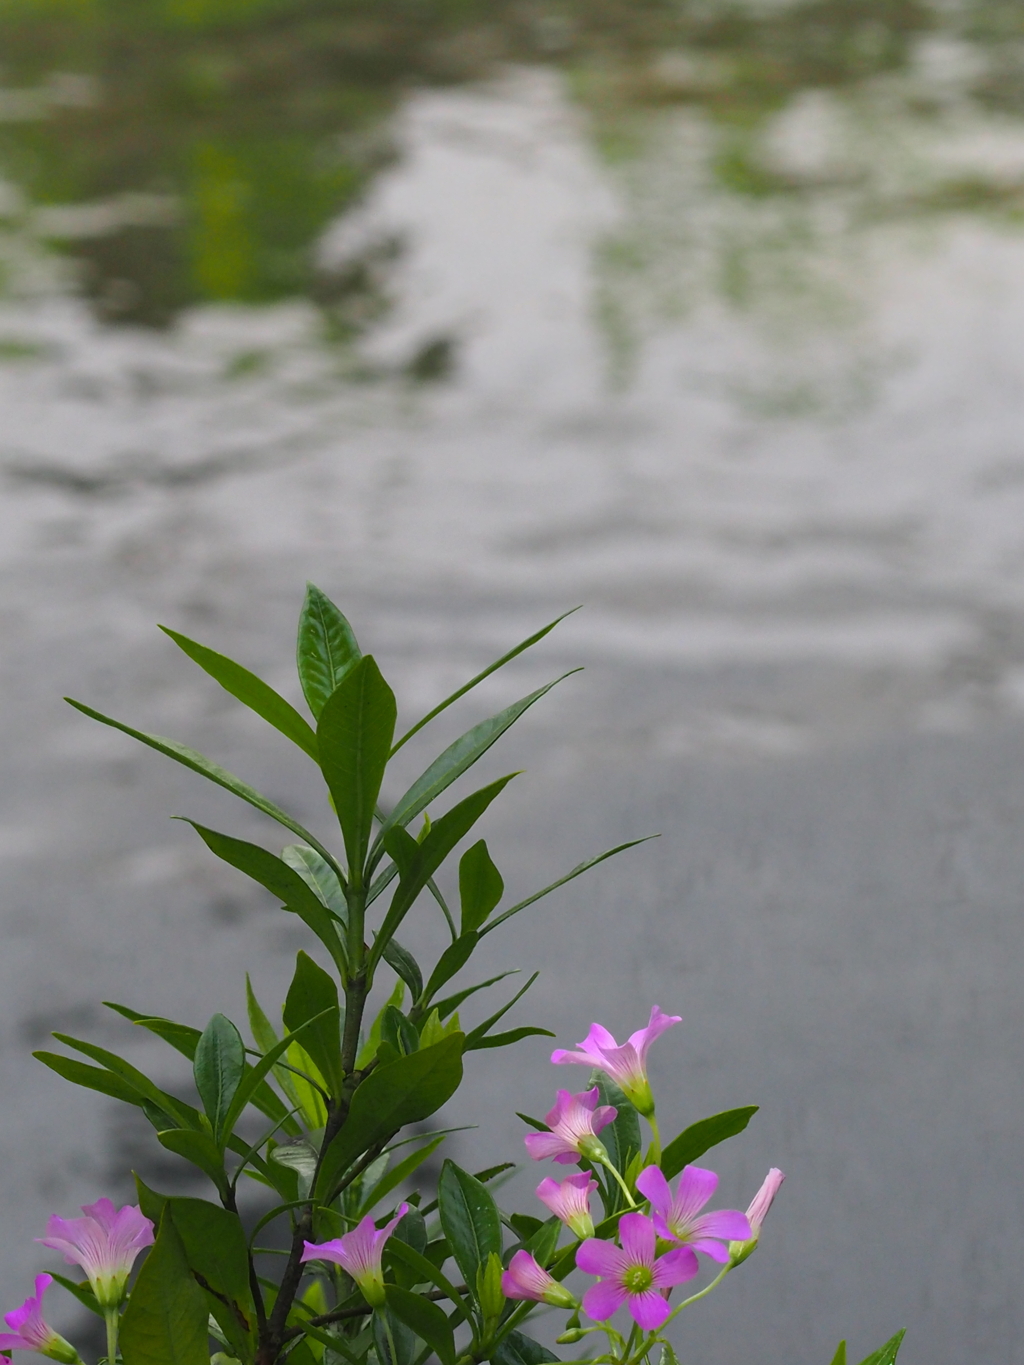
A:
[104,1307,119,1365]
[645,1113,662,1165]
[598,1157,637,1209]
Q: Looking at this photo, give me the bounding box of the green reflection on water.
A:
[0,0,1019,328]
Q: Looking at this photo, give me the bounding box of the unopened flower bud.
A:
[476,1252,506,1322]
[556,1329,587,1345]
[729,1169,784,1266]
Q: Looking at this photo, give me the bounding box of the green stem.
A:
[598,1156,637,1209]
[645,1113,661,1165]
[663,1264,732,1326]
[383,1312,399,1365]
[104,1307,119,1365]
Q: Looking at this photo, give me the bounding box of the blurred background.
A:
[3,0,1024,1360]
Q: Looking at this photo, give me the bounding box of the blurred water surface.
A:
[3,2,1024,1362]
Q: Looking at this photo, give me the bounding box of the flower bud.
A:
[477,1252,506,1323]
[556,1329,587,1344]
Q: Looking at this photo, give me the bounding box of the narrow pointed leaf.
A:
[283,845,347,918]
[481,836,657,935]
[661,1107,759,1181]
[391,607,581,754]
[283,951,344,1096]
[492,1332,560,1365]
[857,1331,906,1365]
[156,1129,228,1194]
[465,1026,554,1052]
[221,1008,337,1141]
[459,841,503,935]
[297,584,362,721]
[831,1346,847,1365]
[463,971,539,1049]
[437,1160,502,1299]
[433,970,518,1021]
[315,1034,464,1200]
[359,1135,446,1216]
[64,699,338,862]
[49,1274,101,1320]
[186,823,346,974]
[382,938,424,1000]
[160,626,318,760]
[423,933,478,1004]
[376,675,575,854]
[33,1052,147,1108]
[50,1034,199,1129]
[385,1286,456,1365]
[317,656,396,885]
[384,1241,469,1321]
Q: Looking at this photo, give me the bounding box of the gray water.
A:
[4,33,1024,1365]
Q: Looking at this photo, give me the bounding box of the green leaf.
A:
[857,1331,906,1365]
[120,1209,210,1365]
[283,845,347,918]
[359,1136,446,1216]
[385,1286,456,1365]
[49,1273,102,1320]
[186,823,346,975]
[423,933,478,1004]
[315,1035,464,1201]
[49,1034,198,1129]
[159,626,318,761]
[382,939,424,1000]
[391,608,581,754]
[377,676,574,853]
[458,841,504,935]
[373,1308,417,1365]
[524,1216,561,1268]
[380,1005,420,1058]
[33,1051,150,1108]
[384,1242,469,1322]
[437,1160,502,1301]
[592,1075,640,1180]
[220,1008,337,1141]
[661,1107,759,1181]
[63,699,337,864]
[433,970,518,1022]
[297,583,362,721]
[317,656,396,885]
[465,1026,554,1052]
[370,776,517,976]
[492,1331,560,1365]
[463,972,540,1050]
[194,1014,246,1143]
[481,836,657,936]
[283,951,344,1096]
[157,1129,229,1195]
[831,1346,847,1365]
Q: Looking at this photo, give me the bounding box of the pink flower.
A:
[523,1089,617,1165]
[536,1172,597,1240]
[551,1007,681,1115]
[635,1165,750,1264]
[0,1275,80,1363]
[37,1199,154,1309]
[729,1168,785,1266]
[300,1204,409,1307]
[576,1212,698,1331]
[501,1251,576,1309]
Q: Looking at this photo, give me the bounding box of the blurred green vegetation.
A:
[0,0,994,325]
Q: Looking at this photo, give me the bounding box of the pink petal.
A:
[627,1289,671,1331]
[80,1199,118,1232]
[687,1238,731,1264]
[0,1333,27,1350]
[670,1166,718,1226]
[575,1238,628,1279]
[524,1132,574,1162]
[746,1169,785,1233]
[582,1023,619,1053]
[582,1280,628,1323]
[591,1105,618,1134]
[617,1213,656,1267]
[635,1166,672,1219]
[627,1007,681,1068]
[690,1210,751,1242]
[550,1048,599,1068]
[651,1246,699,1287]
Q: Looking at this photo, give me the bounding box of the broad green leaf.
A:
[831,1346,847,1365]
[591,1075,641,1180]
[315,1034,464,1201]
[661,1107,759,1181]
[159,626,318,761]
[423,933,478,1004]
[384,1241,469,1323]
[134,1184,257,1364]
[437,1160,502,1301]
[359,1136,446,1216]
[433,970,518,1022]
[283,845,347,917]
[194,1014,246,1142]
[370,776,517,976]
[465,1026,554,1052]
[103,1001,299,1138]
[63,699,337,864]
[380,1005,420,1058]
[221,1009,337,1141]
[492,1332,560,1365]
[373,1308,417,1365]
[524,1217,561,1269]
[187,823,346,975]
[458,841,504,935]
[283,951,344,1096]
[297,584,362,721]
[317,656,396,885]
[157,1129,228,1195]
[391,607,581,754]
[376,676,574,855]
[463,972,539,1050]
[481,837,657,936]
[385,1286,456,1365]
[419,1010,462,1049]
[356,979,405,1071]
[298,1323,367,1365]
[120,1209,209,1365]
[857,1331,906,1365]
[382,939,424,1000]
